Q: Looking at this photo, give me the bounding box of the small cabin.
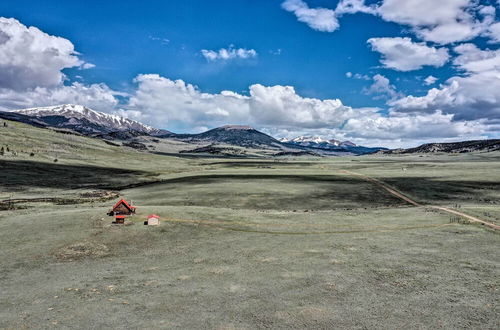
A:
[108,199,136,216]
[115,215,126,224]
[146,214,160,226]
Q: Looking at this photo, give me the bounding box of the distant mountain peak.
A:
[173,125,281,149]
[10,104,166,135]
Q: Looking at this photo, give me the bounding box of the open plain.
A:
[1,120,499,329]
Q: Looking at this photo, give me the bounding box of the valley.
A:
[0,116,499,329]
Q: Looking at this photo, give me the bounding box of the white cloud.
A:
[391,71,500,121]
[123,74,493,147]
[377,0,496,44]
[335,0,377,16]
[343,111,486,142]
[80,63,96,70]
[125,74,360,130]
[0,17,92,90]
[282,0,500,44]
[367,37,450,71]
[485,22,500,43]
[0,82,119,112]
[346,72,370,80]
[388,44,500,122]
[0,17,117,113]
[125,74,249,129]
[364,74,399,99]
[354,73,371,80]
[423,75,438,85]
[378,0,470,28]
[281,0,339,32]
[453,43,500,73]
[363,74,401,100]
[201,46,257,61]
[248,84,360,128]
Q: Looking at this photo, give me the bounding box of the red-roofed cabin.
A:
[108,199,136,216]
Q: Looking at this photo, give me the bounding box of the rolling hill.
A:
[384,139,500,154]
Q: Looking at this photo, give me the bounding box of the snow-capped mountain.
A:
[280,136,357,148]
[279,136,386,155]
[11,104,166,135]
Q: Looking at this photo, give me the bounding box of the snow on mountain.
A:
[11,104,160,134]
[281,136,357,148]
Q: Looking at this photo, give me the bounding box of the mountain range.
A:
[2,104,496,155]
[0,104,384,155]
[279,136,356,148]
[383,139,500,154]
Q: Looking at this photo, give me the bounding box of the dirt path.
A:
[340,169,500,231]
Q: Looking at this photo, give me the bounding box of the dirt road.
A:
[340,169,500,231]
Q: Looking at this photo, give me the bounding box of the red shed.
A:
[115,215,126,224]
[108,199,136,216]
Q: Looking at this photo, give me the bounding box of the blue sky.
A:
[0,0,499,147]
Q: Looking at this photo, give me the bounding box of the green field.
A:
[0,120,499,329]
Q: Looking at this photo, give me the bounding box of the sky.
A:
[0,0,499,147]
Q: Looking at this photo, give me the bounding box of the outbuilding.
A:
[115,215,126,224]
[146,214,160,226]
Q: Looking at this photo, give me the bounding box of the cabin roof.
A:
[148,214,160,219]
[113,199,136,211]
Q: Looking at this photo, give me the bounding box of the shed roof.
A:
[148,214,160,219]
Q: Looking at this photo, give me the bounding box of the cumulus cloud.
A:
[391,43,500,122]
[485,22,500,43]
[282,0,377,32]
[0,17,93,90]
[125,74,361,130]
[367,37,450,71]
[125,74,249,129]
[0,17,118,113]
[0,82,119,112]
[453,43,500,73]
[378,0,470,27]
[281,0,339,32]
[201,45,257,61]
[377,0,473,44]
[343,111,486,142]
[423,75,438,85]
[282,0,500,44]
[377,0,497,44]
[335,0,377,16]
[364,74,399,99]
[122,73,494,147]
[248,84,359,128]
[391,73,500,121]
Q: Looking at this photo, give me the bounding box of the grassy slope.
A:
[0,119,499,329]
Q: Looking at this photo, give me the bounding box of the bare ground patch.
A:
[55,241,109,261]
